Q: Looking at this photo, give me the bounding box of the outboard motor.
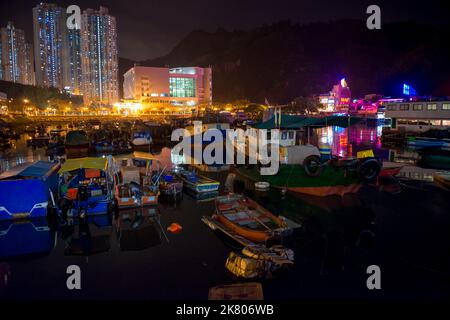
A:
[129,181,144,204]
[59,197,73,221]
[78,185,89,202]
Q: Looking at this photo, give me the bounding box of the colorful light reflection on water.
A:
[316,124,385,159]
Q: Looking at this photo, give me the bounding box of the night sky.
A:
[0,0,446,61]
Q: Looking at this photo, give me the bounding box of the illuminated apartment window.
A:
[169,77,196,98]
[399,104,409,111]
[442,103,450,110]
[412,104,422,111]
[427,104,437,111]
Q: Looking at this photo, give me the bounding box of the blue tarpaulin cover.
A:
[0,161,59,219]
[0,179,47,213]
[0,161,59,180]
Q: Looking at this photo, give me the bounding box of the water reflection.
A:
[0,123,448,299]
[316,124,385,159]
[0,217,56,259]
[115,207,162,251]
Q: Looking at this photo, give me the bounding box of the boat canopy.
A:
[0,161,59,180]
[113,151,158,162]
[65,130,88,145]
[59,157,108,173]
[254,115,363,130]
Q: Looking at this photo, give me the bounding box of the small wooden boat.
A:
[214,194,289,243]
[159,173,183,196]
[208,282,264,300]
[176,169,219,193]
[433,172,450,191]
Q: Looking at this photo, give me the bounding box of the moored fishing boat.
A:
[131,131,152,150]
[94,140,114,153]
[418,148,450,170]
[46,130,65,156]
[213,193,289,243]
[113,152,160,208]
[235,115,381,197]
[175,169,220,193]
[159,172,183,196]
[58,157,114,217]
[0,161,60,220]
[407,136,450,150]
[65,130,90,158]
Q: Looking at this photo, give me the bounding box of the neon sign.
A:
[403,83,417,96]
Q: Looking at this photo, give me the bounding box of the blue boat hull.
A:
[0,179,57,220]
[407,139,450,149]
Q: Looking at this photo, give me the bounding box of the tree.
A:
[244,103,266,120]
[290,96,320,115]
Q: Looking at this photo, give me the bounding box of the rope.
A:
[284,164,295,190]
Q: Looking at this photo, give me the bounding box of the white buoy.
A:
[255,181,270,191]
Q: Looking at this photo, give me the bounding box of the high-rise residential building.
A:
[33,3,82,93]
[24,43,36,86]
[65,28,82,94]
[80,6,119,106]
[32,3,66,89]
[0,42,3,80]
[123,66,212,107]
[0,22,34,85]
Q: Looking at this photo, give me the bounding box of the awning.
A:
[0,161,59,180]
[59,157,108,174]
[254,115,363,130]
[113,151,157,162]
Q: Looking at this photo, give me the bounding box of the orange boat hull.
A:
[216,215,271,243]
[287,183,362,197]
[215,197,286,243]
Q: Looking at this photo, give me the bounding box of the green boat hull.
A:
[235,164,362,197]
[421,154,450,170]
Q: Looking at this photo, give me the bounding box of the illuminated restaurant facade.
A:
[318,78,351,113]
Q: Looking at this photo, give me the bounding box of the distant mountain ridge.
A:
[120,20,450,103]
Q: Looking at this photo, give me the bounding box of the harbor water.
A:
[0,123,449,300]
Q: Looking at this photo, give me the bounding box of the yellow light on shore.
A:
[23,99,29,104]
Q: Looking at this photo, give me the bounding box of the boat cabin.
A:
[58,157,113,216]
